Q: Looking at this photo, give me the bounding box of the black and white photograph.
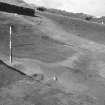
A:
[0,0,105,105]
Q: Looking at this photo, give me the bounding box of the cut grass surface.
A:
[0,12,76,63]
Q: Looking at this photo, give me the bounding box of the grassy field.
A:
[41,12,105,45]
[1,0,105,104]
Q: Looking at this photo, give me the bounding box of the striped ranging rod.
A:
[9,25,12,64]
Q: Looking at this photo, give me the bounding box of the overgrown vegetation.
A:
[37,7,47,12]
[85,16,93,21]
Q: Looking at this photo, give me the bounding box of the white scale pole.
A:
[9,26,12,64]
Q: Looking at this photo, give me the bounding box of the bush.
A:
[85,16,93,21]
[37,7,47,12]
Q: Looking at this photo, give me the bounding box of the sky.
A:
[24,0,105,17]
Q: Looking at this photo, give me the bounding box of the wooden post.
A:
[9,25,12,64]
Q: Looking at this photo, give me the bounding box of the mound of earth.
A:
[0,60,26,88]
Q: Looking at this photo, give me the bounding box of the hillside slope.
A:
[41,12,105,45]
[1,1,105,105]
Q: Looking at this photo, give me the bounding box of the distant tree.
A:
[37,7,47,12]
[85,16,93,21]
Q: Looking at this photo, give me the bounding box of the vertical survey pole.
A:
[9,25,12,64]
